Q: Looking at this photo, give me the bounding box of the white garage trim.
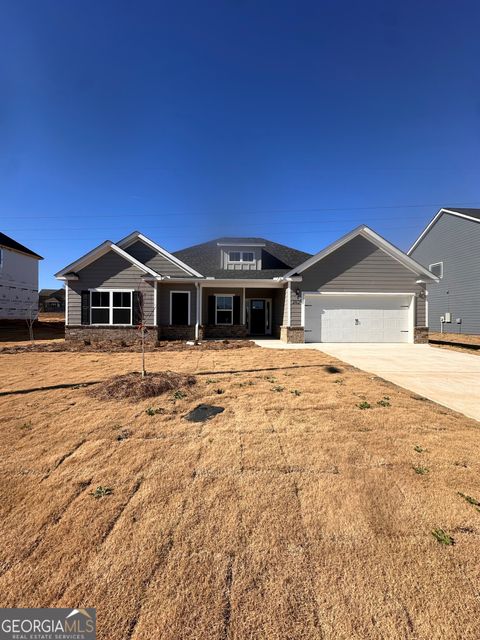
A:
[302,291,416,343]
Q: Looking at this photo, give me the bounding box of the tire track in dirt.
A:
[272,424,325,640]
[99,477,144,545]
[0,478,92,577]
[41,439,87,481]
[126,424,211,639]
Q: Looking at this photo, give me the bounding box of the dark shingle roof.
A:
[39,288,65,300]
[444,207,480,220]
[173,237,311,279]
[0,232,43,259]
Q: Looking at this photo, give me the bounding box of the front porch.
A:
[158,283,287,340]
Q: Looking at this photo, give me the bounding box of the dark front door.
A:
[250,300,266,335]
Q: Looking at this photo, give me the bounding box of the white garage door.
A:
[304,294,412,343]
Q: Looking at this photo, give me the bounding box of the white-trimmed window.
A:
[228,251,255,264]
[90,290,132,325]
[429,262,443,279]
[215,295,233,325]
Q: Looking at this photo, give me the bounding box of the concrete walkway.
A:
[254,340,480,421]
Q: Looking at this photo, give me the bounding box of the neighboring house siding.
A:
[67,251,155,325]
[410,213,480,333]
[124,240,192,277]
[157,282,197,325]
[290,236,426,326]
[0,247,39,320]
[220,246,262,271]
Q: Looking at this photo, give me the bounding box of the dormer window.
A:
[228,251,255,264]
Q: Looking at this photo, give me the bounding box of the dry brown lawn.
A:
[0,347,479,639]
[429,332,480,356]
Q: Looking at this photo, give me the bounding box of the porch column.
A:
[195,282,202,340]
[242,287,246,325]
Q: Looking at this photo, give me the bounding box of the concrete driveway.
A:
[255,341,480,421]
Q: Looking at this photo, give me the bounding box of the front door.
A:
[250,299,266,335]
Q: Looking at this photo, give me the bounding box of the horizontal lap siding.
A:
[157,283,197,325]
[292,236,425,326]
[67,251,155,325]
[411,214,480,334]
[124,240,192,277]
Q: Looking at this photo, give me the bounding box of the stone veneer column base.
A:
[280,326,305,344]
[414,327,429,344]
[158,325,196,340]
[202,324,248,339]
[65,326,157,345]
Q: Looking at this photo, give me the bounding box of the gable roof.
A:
[0,232,43,259]
[408,207,480,254]
[284,225,439,281]
[39,288,65,300]
[55,240,162,280]
[116,231,203,277]
[173,237,312,279]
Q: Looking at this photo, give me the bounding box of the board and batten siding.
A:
[220,246,262,272]
[290,235,426,327]
[124,240,193,278]
[410,213,480,334]
[67,250,155,325]
[157,282,197,325]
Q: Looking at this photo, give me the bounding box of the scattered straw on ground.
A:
[88,371,197,402]
[1,348,479,639]
[0,339,257,354]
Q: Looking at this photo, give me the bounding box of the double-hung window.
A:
[215,295,233,325]
[228,251,255,263]
[91,290,132,325]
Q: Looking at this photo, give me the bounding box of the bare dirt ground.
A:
[429,332,480,356]
[1,348,479,639]
[0,313,65,346]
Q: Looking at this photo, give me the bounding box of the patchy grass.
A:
[413,465,430,475]
[432,528,455,546]
[458,492,480,507]
[357,401,372,410]
[90,486,113,499]
[0,347,479,638]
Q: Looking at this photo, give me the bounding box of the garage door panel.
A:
[304,295,411,343]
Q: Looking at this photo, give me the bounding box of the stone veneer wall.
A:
[158,325,197,340]
[280,326,305,343]
[65,326,157,345]
[414,327,429,344]
[202,324,248,339]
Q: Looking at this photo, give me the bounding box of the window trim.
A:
[169,290,191,325]
[428,261,443,279]
[215,294,234,325]
[89,288,134,326]
[0,248,3,269]
[227,250,256,264]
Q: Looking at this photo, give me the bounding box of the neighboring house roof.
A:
[55,240,163,279]
[39,288,65,301]
[0,232,43,259]
[408,207,480,254]
[285,225,439,281]
[173,237,312,279]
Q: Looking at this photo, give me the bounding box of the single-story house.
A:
[39,288,65,312]
[55,226,438,344]
[408,207,480,335]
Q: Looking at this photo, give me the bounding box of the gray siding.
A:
[67,250,155,325]
[157,282,197,325]
[291,236,425,327]
[411,213,480,333]
[124,240,193,278]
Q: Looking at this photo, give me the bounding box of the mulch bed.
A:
[0,339,258,355]
[87,371,197,402]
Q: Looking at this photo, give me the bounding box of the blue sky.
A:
[1,0,480,288]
